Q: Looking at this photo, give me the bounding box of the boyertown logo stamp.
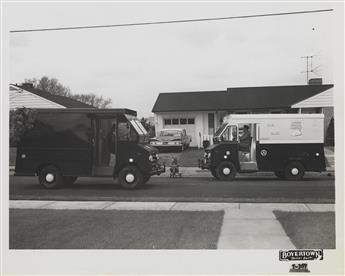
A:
[279,249,323,261]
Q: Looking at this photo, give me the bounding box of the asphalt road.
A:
[10,174,335,203]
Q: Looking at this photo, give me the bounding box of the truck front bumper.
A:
[150,162,166,176]
[198,157,210,170]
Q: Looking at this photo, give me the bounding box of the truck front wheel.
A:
[38,165,64,189]
[284,162,305,180]
[215,161,237,181]
[118,166,144,189]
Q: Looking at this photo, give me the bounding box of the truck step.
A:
[240,161,258,171]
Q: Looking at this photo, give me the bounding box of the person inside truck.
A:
[107,123,116,166]
[239,125,252,152]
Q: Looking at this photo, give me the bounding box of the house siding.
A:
[10,86,65,109]
[291,89,333,108]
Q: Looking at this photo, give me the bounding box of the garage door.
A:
[163,118,198,147]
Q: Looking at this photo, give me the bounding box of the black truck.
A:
[15,108,165,189]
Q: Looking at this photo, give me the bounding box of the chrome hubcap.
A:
[125,173,135,183]
[223,167,231,175]
[291,168,299,175]
[45,173,55,183]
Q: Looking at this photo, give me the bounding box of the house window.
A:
[164,119,171,125]
[172,119,179,125]
[164,118,195,125]
[180,118,187,124]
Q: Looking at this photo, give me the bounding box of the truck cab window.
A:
[118,122,138,141]
[221,125,238,141]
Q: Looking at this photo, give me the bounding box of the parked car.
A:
[150,128,192,151]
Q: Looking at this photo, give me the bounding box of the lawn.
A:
[273,211,335,249]
[10,209,223,249]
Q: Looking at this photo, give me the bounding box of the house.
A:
[9,83,94,109]
[9,83,95,166]
[152,83,334,148]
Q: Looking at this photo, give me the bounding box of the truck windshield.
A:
[215,123,227,136]
[131,120,147,135]
[129,119,149,144]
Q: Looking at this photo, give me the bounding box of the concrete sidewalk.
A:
[10,200,334,249]
[155,167,334,178]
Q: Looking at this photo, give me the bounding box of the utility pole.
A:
[301,55,313,83]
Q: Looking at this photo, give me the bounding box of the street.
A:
[10,173,335,203]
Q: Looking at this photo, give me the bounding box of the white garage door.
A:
[162,118,198,147]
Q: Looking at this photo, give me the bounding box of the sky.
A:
[5,1,336,117]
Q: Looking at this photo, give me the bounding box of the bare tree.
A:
[24,76,112,108]
[71,93,112,109]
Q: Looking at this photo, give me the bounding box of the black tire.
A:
[63,176,78,185]
[284,161,305,180]
[274,171,285,179]
[118,166,144,189]
[38,165,64,189]
[215,161,237,181]
[143,175,151,184]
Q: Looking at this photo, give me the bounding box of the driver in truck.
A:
[239,125,252,152]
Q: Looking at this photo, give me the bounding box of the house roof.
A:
[152,84,334,112]
[13,84,95,108]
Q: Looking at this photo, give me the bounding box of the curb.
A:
[9,200,335,212]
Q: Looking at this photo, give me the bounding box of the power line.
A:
[10,8,333,33]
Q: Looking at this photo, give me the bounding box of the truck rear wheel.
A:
[215,161,237,181]
[118,166,144,189]
[38,165,64,189]
[284,162,305,180]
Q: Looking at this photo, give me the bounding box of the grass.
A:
[273,211,335,249]
[10,209,224,249]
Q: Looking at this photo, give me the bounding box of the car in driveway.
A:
[150,128,192,151]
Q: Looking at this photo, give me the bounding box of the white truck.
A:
[199,114,326,180]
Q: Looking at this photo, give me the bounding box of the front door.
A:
[92,118,117,176]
